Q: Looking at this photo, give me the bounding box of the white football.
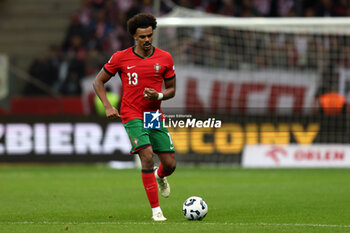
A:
[182,196,208,220]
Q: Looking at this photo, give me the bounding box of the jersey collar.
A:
[132,46,155,59]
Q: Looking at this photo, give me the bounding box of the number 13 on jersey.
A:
[127,72,138,85]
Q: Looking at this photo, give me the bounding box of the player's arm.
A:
[93,69,120,119]
[144,77,176,101]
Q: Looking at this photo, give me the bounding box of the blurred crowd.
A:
[166,28,350,78]
[175,0,350,17]
[24,0,350,96]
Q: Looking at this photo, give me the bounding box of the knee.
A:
[142,155,154,169]
[164,161,176,173]
[139,147,154,170]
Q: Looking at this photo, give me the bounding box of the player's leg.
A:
[138,147,166,221]
[154,153,176,198]
[150,124,176,198]
[123,119,166,221]
[156,153,176,178]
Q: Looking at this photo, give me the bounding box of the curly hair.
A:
[127,13,157,36]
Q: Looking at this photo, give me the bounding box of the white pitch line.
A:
[1,221,350,228]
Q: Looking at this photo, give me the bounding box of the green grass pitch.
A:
[0,165,350,233]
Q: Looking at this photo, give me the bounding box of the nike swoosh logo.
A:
[127,66,136,69]
[146,185,156,191]
[170,147,174,150]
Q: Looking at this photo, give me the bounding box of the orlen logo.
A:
[265,147,288,165]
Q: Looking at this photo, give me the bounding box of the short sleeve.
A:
[164,54,176,81]
[103,52,120,76]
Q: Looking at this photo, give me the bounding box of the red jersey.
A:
[103,46,176,123]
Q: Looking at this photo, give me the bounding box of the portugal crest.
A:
[154,63,161,74]
[134,138,139,146]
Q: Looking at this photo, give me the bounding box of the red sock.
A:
[157,163,174,178]
[141,171,159,208]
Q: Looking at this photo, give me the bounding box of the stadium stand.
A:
[0,0,80,70]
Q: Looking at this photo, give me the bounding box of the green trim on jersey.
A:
[164,74,176,81]
[132,46,155,59]
[103,66,114,76]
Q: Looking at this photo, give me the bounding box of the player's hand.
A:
[143,88,159,100]
[105,106,120,120]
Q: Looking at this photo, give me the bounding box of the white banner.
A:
[0,122,131,155]
[0,54,9,99]
[163,65,318,114]
[242,144,350,168]
[82,65,318,114]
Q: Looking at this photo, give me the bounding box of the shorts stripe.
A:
[153,151,175,154]
[131,144,152,154]
[127,130,135,150]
